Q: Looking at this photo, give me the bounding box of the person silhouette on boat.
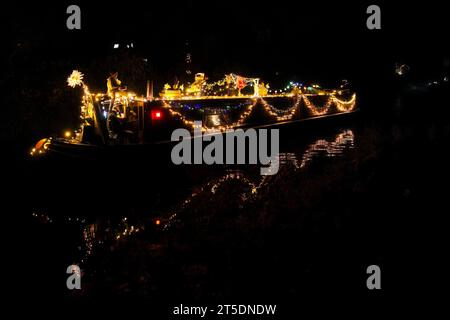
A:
[107,71,124,109]
[106,71,126,139]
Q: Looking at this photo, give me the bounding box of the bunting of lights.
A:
[163,99,258,132]
[332,93,357,112]
[302,93,356,116]
[260,97,301,121]
[163,93,356,131]
[302,95,334,116]
[162,101,199,129]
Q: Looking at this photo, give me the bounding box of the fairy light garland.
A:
[333,93,357,112]
[260,97,301,121]
[163,99,258,132]
[302,93,357,115]
[163,93,356,132]
[302,95,334,116]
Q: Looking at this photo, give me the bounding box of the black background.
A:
[2,0,449,316]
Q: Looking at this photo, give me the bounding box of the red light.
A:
[151,110,163,120]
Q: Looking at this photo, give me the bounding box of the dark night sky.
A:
[2,2,450,309]
[3,1,450,89]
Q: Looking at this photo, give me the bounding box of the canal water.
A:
[14,84,450,308]
[21,118,361,301]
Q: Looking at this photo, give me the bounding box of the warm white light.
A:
[67,70,84,88]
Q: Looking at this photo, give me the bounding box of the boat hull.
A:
[42,108,359,159]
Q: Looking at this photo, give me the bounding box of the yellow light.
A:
[67,70,84,88]
[64,131,72,138]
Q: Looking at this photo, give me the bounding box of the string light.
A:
[163,93,356,130]
[163,99,258,132]
[260,97,301,121]
[333,93,357,112]
[302,94,357,115]
[302,95,333,116]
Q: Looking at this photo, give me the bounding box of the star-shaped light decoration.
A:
[67,70,84,88]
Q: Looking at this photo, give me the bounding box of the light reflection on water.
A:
[298,129,354,166]
[31,128,355,267]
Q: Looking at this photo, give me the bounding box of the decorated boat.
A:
[30,71,358,158]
